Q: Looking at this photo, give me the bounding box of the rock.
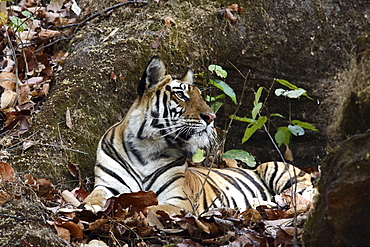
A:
[303,132,370,246]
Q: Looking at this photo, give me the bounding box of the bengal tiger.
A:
[83,56,312,214]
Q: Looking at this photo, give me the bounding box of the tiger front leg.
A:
[83,188,109,213]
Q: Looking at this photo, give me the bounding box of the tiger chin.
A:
[83,56,312,215]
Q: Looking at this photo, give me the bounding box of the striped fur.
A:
[83,57,311,214]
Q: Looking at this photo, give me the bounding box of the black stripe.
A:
[268,161,279,193]
[95,163,133,192]
[126,139,147,165]
[93,184,120,196]
[143,157,185,190]
[226,167,269,200]
[211,169,251,207]
[100,132,142,189]
[155,174,185,197]
[189,169,228,209]
[155,90,160,111]
[137,118,146,139]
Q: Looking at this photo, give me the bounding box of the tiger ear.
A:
[180,69,193,84]
[138,56,166,96]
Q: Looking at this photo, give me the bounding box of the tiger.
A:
[83,56,312,214]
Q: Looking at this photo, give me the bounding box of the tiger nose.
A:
[200,113,216,125]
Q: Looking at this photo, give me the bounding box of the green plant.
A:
[231,78,318,149]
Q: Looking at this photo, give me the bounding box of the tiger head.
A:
[131,56,216,155]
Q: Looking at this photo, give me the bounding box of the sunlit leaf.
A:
[288,125,305,136]
[270,113,284,118]
[242,116,267,143]
[209,79,237,104]
[229,115,255,124]
[222,149,256,168]
[291,120,318,131]
[206,94,225,102]
[275,88,307,98]
[208,64,227,78]
[254,87,263,106]
[252,102,262,120]
[275,78,313,100]
[192,148,205,163]
[275,79,298,90]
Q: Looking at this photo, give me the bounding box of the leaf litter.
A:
[0,0,317,246]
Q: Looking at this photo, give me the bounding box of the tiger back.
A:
[83,57,312,214]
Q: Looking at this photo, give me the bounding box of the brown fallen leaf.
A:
[55,218,84,240]
[1,90,17,109]
[224,9,237,24]
[163,16,176,26]
[0,190,10,206]
[240,208,261,222]
[0,72,16,91]
[66,108,73,129]
[222,158,238,168]
[0,161,14,182]
[284,143,294,162]
[22,140,35,150]
[61,190,81,207]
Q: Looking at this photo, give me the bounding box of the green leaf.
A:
[229,115,255,124]
[275,88,307,98]
[254,87,263,106]
[242,116,267,143]
[270,113,285,118]
[275,79,299,90]
[288,125,305,136]
[209,101,223,113]
[21,11,32,18]
[291,120,318,131]
[275,79,314,100]
[206,94,225,102]
[209,79,237,104]
[9,16,27,31]
[222,149,256,168]
[192,148,205,163]
[252,102,262,120]
[275,127,291,147]
[208,64,228,78]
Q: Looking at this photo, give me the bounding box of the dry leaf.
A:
[227,4,239,12]
[88,219,109,231]
[224,9,237,24]
[146,209,164,229]
[0,161,15,182]
[0,72,16,91]
[0,190,10,206]
[83,239,109,247]
[67,163,80,179]
[240,208,261,222]
[54,224,71,242]
[284,144,294,161]
[222,158,238,168]
[18,85,31,105]
[1,90,17,109]
[110,71,117,81]
[22,140,35,150]
[66,108,73,129]
[47,0,65,12]
[61,190,81,207]
[163,16,176,26]
[56,219,84,240]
